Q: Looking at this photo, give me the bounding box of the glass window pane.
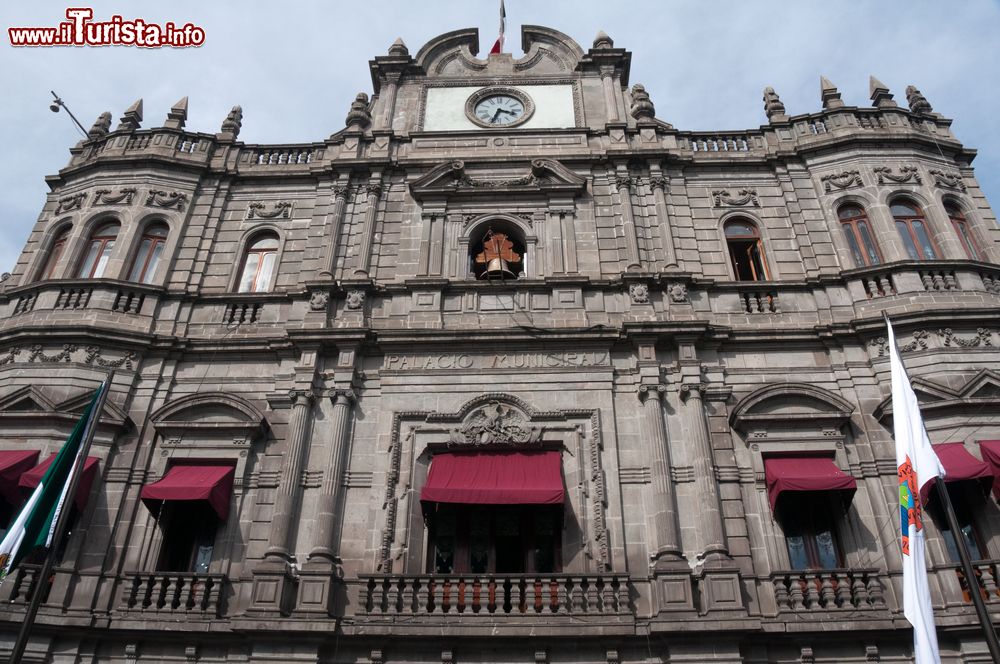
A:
[725,222,756,237]
[142,241,164,284]
[786,535,809,570]
[77,241,101,278]
[891,203,918,217]
[147,225,169,238]
[857,221,881,265]
[254,251,277,292]
[911,220,937,260]
[961,524,983,561]
[814,529,839,569]
[91,240,114,278]
[129,239,153,282]
[838,205,862,220]
[193,544,213,574]
[955,222,981,260]
[841,224,865,267]
[44,239,66,279]
[896,221,921,260]
[251,236,279,250]
[239,253,261,292]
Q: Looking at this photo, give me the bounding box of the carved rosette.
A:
[712,188,759,207]
[628,283,650,304]
[448,402,543,448]
[345,290,366,310]
[667,283,688,303]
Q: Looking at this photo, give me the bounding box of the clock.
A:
[465,87,535,129]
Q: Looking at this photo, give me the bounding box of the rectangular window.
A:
[157,502,219,573]
[934,482,987,563]
[780,493,844,570]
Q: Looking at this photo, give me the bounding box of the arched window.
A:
[41,228,70,280]
[77,222,120,278]
[469,223,526,280]
[724,219,769,281]
[891,200,938,260]
[946,204,982,261]
[837,204,881,267]
[128,223,169,284]
[237,234,279,293]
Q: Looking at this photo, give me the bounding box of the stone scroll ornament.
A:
[448,402,544,447]
[247,201,293,220]
[93,187,137,206]
[821,170,863,192]
[55,193,86,214]
[928,169,967,192]
[873,166,921,185]
[712,188,759,207]
[145,190,187,211]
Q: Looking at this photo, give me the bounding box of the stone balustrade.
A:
[953,559,1000,604]
[771,569,887,612]
[1,563,43,604]
[357,574,631,617]
[118,572,225,616]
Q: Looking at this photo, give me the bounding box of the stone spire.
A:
[218,105,243,140]
[164,97,188,130]
[630,84,655,121]
[763,87,788,122]
[820,76,844,109]
[906,85,933,115]
[345,92,372,130]
[593,30,614,49]
[388,37,408,56]
[88,112,112,140]
[869,76,897,108]
[116,98,143,131]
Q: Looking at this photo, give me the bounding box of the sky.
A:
[1,0,999,274]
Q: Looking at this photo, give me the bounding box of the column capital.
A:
[679,383,706,401]
[638,383,666,401]
[288,389,317,407]
[332,185,352,201]
[648,176,669,191]
[327,388,357,405]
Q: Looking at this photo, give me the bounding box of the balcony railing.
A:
[955,560,1000,604]
[118,572,226,616]
[771,569,886,612]
[357,574,630,617]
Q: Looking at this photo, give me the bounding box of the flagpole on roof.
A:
[7,371,114,664]
[884,312,1000,662]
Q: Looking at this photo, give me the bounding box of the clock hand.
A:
[491,108,502,123]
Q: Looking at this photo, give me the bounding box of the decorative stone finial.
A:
[869,76,897,108]
[164,96,188,130]
[345,92,372,129]
[219,105,243,139]
[88,111,112,139]
[820,76,844,109]
[906,85,933,115]
[593,30,614,49]
[630,84,655,121]
[388,37,409,56]
[763,87,788,122]
[116,98,143,131]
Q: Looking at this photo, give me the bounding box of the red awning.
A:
[420,451,564,505]
[934,442,993,490]
[763,455,857,510]
[140,464,235,520]
[979,440,1000,499]
[19,454,101,511]
[0,450,40,506]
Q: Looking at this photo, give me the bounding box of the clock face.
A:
[473,95,526,126]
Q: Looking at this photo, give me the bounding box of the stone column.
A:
[319,184,351,278]
[638,383,683,564]
[648,174,678,268]
[354,179,383,277]
[264,390,315,560]
[615,175,642,271]
[600,66,620,122]
[308,390,355,562]
[680,384,727,558]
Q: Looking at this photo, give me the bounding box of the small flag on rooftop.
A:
[489,0,506,54]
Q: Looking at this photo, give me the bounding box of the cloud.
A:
[1,0,997,272]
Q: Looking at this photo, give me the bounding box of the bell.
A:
[484,257,516,280]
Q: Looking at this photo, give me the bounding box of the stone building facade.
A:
[0,22,999,664]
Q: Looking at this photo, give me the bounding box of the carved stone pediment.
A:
[874,369,1000,424]
[412,25,583,78]
[448,401,543,447]
[150,392,267,441]
[730,383,854,443]
[409,159,586,202]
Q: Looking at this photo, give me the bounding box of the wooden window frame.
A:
[891,201,940,261]
[778,493,846,571]
[837,205,883,267]
[128,225,169,284]
[42,233,69,280]
[946,205,983,261]
[725,220,770,281]
[237,235,279,293]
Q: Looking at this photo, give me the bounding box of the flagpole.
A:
[883,312,1000,660]
[935,478,1000,659]
[8,371,114,664]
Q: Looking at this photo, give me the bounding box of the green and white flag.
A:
[0,378,107,584]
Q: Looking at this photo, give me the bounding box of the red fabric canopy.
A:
[140,464,235,520]
[19,454,100,511]
[763,455,857,510]
[979,440,1000,499]
[934,442,993,491]
[0,450,39,506]
[420,451,564,505]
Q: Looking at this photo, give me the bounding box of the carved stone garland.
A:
[93,188,137,206]
[145,190,187,211]
[928,169,967,192]
[712,188,759,207]
[247,201,293,220]
[873,166,921,185]
[821,170,863,192]
[55,193,87,214]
